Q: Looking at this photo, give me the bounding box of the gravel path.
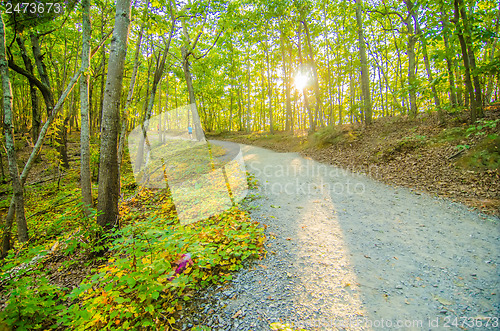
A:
[186,142,499,331]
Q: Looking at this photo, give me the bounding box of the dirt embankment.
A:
[210,107,500,215]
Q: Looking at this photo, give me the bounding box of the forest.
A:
[0,0,499,329]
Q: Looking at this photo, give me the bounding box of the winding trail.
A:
[195,141,499,331]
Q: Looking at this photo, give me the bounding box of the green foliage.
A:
[457,134,500,171]
[1,269,66,330]
[246,171,258,189]
[1,176,264,330]
[61,195,264,329]
[434,127,468,144]
[456,144,470,151]
[466,119,500,137]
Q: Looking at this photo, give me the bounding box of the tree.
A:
[96,0,132,229]
[80,0,92,209]
[135,8,175,171]
[0,12,29,244]
[15,35,40,143]
[453,0,478,122]
[118,17,146,174]
[406,0,444,124]
[439,2,459,107]
[355,0,372,124]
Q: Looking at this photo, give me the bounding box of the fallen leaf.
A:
[434,295,453,306]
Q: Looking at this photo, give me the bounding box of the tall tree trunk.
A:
[485,6,500,103]
[246,60,251,132]
[297,24,313,132]
[30,33,54,117]
[458,0,483,116]
[16,36,40,143]
[406,0,443,123]
[454,0,478,122]
[97,0,132,229]
[264,39,274,134]
[302,19,322,128]
[237,87,243,131]
[98,8,107,135]
[440,6,459,107]
[181,47,205,141]
[280,34,291,131]
[403,12,418,118]
[135,18,174,170]
[57,117,70,168]
[355,0,372,124]
[80,0,93,208]
[322,15,334,125]
[0,15,29,244]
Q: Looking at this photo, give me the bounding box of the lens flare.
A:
[294,72,308,90]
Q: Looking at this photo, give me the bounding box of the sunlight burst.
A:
[294,72,308,90]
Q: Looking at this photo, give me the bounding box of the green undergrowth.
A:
[0,156,265,330]
[456,134,500,171]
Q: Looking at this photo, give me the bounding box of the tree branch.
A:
[192,29,224,60]
[367,9,406,22]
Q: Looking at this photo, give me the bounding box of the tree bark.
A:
[80,0,92,208]
[297,24,313,132]
[355,0,372,124]
[302,19,322,128]
[179,16,206,142]
[15,36,40,143]
[458,0,483,116]
[440,5,459,107]
[96,0,132,229]
[406,0,443,123]
[246,59,251,132]
[453,0,478,122]
[485,6,500,104]
[0,15,29,244]
[136,20,175,170]
[402,10,418,118]
[264,39,274,134]
[30,33,54,117]
[280,33,292,132]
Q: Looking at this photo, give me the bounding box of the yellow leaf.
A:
[168,317,176,324]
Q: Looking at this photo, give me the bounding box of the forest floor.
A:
[209,105,500,216]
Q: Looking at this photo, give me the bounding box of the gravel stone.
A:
[188,141,500,330]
